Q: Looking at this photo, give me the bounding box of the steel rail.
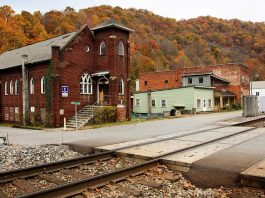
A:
[15,125,260,198]
[2,116,265,198]
[0,151,115,184]
[0,126,224,184]
[233,116,265,126]
[17,159,160,198]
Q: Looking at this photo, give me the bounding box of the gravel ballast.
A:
[0,144,83,172]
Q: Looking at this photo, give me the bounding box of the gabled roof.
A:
[91,19,134,33]
[211,74,230,84]
[252,81,265,89]
[0,25,92,70]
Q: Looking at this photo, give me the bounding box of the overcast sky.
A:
[1,0,265,22]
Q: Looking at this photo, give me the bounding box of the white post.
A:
[63,117,66,131]
[75,104,77,130]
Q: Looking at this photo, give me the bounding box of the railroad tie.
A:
[158,173,181,182]
[61,169,88,179]
[39,174,65,185]
[138,180,162,188]
[0,190,9,198]
[116,187,143,197]
[12,179,38,193]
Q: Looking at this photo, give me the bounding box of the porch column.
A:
[228,97,231,107]
[220,96,223,109]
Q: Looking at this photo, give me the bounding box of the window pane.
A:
[152,100,156,107]
[197,99,201,108]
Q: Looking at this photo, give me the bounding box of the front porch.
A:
[214,90,236,111]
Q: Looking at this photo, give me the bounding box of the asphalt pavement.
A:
[0,111,242,146]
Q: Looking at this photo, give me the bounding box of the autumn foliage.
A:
[1,5,265,79]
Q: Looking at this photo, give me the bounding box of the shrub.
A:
[93,106,117,124]
[232,103,241,110]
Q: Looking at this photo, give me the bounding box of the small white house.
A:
[252,81,265,112]
[252,81,265,96]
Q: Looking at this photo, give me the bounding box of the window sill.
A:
[80,93,93,95]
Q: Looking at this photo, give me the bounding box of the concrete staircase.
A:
[66,105,99,129]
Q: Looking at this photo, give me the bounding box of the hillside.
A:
[1,5,265,79]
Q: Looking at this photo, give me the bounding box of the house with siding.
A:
[137,63,250,110]
[133,86,214,116]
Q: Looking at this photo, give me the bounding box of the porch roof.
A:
[91,71,109,77]
[214,90,236,97]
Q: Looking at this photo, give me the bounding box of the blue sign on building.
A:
[62,86,68,97]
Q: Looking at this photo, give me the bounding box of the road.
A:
[0,111,242,146]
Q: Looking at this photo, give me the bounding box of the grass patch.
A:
[91,118,147,129]
[12,125,43,130]
[0,123,14,127]
[90,115,182,129]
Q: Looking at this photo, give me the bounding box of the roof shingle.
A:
[0,32,77,70]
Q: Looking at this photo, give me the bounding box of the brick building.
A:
[137,63,250,110]
[0,20,133,127]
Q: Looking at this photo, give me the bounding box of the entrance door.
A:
[202,99,207,111]
[97,78,109,105]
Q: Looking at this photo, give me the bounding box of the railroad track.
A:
[1,117,265,197]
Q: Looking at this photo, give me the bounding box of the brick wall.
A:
[0,24,132,126]
[139,63,250,104]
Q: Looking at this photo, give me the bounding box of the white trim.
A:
[30,78,35,94]
[118,41,125,56]
[9,80,13,95]
[4,81,8,95]
[41,76,45,94]
[161,99,167,108]
[80,73,93,94]
[14,80,18,95]
[99,41,106,55]
[119,78,124,95]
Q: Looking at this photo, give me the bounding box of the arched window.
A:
[30,78,34,94]
[118,41,125,56]
[41,76,45,94]
[4,81,8,95]
[10,80,13,95]
[99,41,106,55]
[15,80,19,95]
[119,78,124,95]
[80,73,92,94]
